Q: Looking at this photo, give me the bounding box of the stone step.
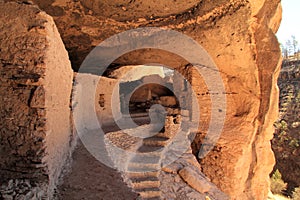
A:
[155,132,170,139]
[131,176,159,183]
[127,162,160,172]
[137,145,164,153]
[126,171,160,179]
[130,154,161,164]
[138,191,161,199]
[138,197,161,200]
[134,187,160,193]
[143,136,170,147]
[131,179,161,190]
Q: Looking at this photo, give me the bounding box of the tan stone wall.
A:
[43,7,74,195]
[96,76,120,125]
[0,2,74,198]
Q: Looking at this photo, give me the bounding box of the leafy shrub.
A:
[271,169,287,195]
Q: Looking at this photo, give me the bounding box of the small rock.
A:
[179,166,211,194]
[162,162,183,174]
[205,196,211,200]
[181,110,189,117]
[174,175,181,183]
[15,194,26,200]
[137,18,146,22]
[30,86,45,108]
[2,194,13,200]
[8,180,14,189]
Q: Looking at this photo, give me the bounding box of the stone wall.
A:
[0,1,74,198]
[95,76,120,125]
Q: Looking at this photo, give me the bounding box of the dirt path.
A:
[55,116,150,200]
[54,141,138,200]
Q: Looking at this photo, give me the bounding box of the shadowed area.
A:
[54,140,138,200]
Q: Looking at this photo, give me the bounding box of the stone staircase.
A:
[105,109,229,200]
[125,129,172,199]
[122,110,184,199]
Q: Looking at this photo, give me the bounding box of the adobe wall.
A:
[0,1,74,198]
[95,76,120,125]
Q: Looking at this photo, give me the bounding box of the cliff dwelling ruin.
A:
[0,0,283,199]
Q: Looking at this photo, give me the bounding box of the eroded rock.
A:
[179,166,211,194]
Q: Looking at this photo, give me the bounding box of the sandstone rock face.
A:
[80,0,200,21]
[107,65,165,81]
[0,1,74,198]
[0,0,282,199]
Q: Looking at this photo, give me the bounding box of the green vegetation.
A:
[274,120,300,149]
[270,170,300,200]
[271,169,287,195]
[271,54,300,200]
[274,120,299,148]
[280,35,300,60]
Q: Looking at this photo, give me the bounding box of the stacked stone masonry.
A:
[0,1,74,199]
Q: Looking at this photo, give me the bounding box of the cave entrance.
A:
[96,48,206,154]
[119,66,179,116]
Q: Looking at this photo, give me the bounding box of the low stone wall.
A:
[0,2,74,199]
